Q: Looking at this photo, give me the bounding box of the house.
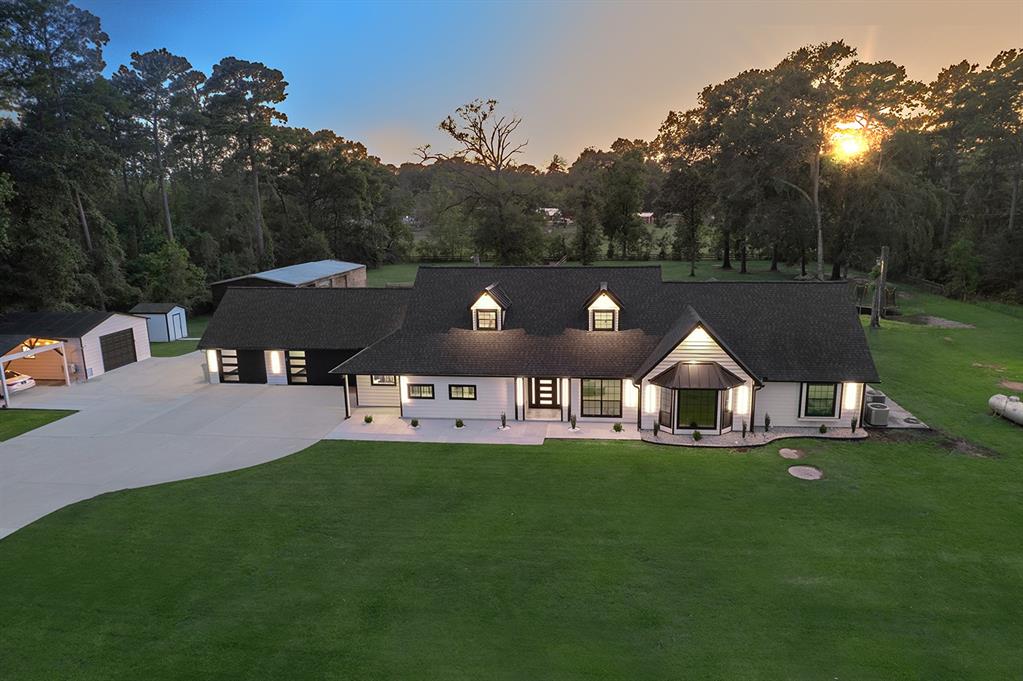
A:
[0,311,151,402]
[210,260,367,307]
[198,266,879,438]
[198,287,410,386]
[130,303,188,342]
[637,212,655,224]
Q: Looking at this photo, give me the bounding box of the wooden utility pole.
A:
[870,245,889,328]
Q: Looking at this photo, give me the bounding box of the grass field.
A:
[0,408,74,441]
[1,262,1021,679]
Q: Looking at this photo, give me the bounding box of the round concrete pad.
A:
[788,465,823,480]
[779,448,804,459]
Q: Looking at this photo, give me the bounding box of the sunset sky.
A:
[80,0,1022,167]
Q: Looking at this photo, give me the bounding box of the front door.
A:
[529,378,560,409]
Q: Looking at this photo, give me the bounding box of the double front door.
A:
[529,377,561,409]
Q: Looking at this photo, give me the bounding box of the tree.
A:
[113,48,199,242]
[0,0,109,252]
[418,99,543,264]
[658,164,708,276]
[570,185,602,265]
[204,57,288,261]
[134,240,207,309]
[600,148,646,258]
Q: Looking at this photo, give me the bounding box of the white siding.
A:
[569,378,639,425]
[264,350,287,385]
[356,375,400,407]
[80,314,151,378]
[754,381,864,427]
[639,326,753,431]
[400,376,515,420]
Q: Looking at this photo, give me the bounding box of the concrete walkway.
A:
[326,409,640,445]
[0,352,344,539]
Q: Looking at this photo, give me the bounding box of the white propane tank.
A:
[989,394,1023,426]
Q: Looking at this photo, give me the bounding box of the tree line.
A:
[1,1,1020,314]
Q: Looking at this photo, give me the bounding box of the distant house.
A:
[637,212,655,224]
[130,303,188,342]
[210,260,366,307]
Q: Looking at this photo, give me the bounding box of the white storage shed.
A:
[130,303,188,342]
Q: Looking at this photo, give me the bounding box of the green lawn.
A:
[0,408,74,441]
[2,266,1022,679]
[1,436,1020,679]
[148,314,208,357]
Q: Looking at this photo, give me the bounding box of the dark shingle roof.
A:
[0,334,27,357]
[198,287,411,351]
[334,266,879,382]
[0,311,117,339]
[130,303,182,314]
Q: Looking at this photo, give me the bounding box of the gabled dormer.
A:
[585,282,622,331]
[470,283,510,330]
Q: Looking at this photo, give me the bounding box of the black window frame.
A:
[580,378,622,417]
[475,309,498,330]
[803,382,838,417]
[448,384,477,400]
[676,389,718,430]
[370,375,396,386]
[408,383,435,399]
[592,309,616,331]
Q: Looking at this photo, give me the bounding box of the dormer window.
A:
[592,310,616,331]
[470,282,510,331]
[475,309,498,330]
[585,281,622,331]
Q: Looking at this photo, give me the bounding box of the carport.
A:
[0,335,71,407]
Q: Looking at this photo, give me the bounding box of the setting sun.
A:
[830,120,870,161]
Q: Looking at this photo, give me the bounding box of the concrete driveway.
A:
[0,352,344,539]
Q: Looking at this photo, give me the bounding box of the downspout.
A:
[635,380,642,432]
[750,385,761,434]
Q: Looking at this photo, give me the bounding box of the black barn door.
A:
[236,349,267,384]
[99,329,137,372]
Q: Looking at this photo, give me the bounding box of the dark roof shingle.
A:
[130,303,182,314]
[335,266,879,382]
[198,287,410,351]
[0,311,117,339]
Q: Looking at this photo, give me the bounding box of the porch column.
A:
[342,374,351,419]
[0,360,10,407]
[59,342,71,386]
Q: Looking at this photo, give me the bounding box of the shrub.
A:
[410,418,419,428]
[693,430,702,441]
[819,423,828,434]
[653,420,660,437]
[570,414,577,429]
[455,419,464,428]
[500,412,507,428]
[741,420,747,438]
[363,414,373,424]
[850,417,858,432]
[688,421,698,430]
[613,422,623,432]
[764,413,771,433]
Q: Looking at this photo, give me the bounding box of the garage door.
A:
[99,329,137,372]
[286,349,357,386]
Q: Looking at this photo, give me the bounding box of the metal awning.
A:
[649,361,745,390]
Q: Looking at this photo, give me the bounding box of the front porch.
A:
[326,408,640,446]
[642,425,868,448]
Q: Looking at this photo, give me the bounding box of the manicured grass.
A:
[148,315,208,357]
[866,292,1023,456]
[1,436,1021,679]
[0,408,74,441]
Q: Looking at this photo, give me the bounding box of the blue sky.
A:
[80,0,1023,166]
